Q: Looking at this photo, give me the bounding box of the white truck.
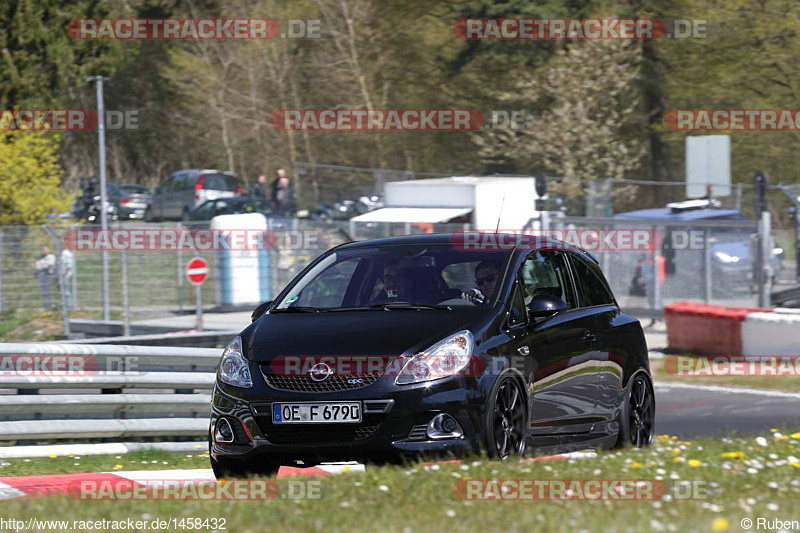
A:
[349,176,545,237]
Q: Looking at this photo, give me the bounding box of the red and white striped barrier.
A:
[665,303,800,356]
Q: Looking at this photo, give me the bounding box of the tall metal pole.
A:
[86,76,110,321]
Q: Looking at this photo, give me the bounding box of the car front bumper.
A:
[209,374,487,465]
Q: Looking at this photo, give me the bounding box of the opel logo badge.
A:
[309,362,333,382]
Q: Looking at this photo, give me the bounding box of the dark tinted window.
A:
[120,185,149,194]
[202,173,239,192]
[518,251,575,308]
[572,257,615,307]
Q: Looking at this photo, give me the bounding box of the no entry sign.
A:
[186,257,209,285]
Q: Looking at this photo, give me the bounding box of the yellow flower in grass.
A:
[671,449,681,455]
[770,428,778,433]
[631,462,643,469]
[789,462,800,468]
[688,459,702,467]
[720,452,744,459]
[711,517,729,531]
[790,432,800,439]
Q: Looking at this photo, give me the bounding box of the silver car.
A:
[146,169,242,221]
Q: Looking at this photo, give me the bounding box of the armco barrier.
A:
[742,309,800,356]
[664,303,770,355]
[0,343,218,442]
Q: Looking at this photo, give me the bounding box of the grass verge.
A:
[1,432,799,532]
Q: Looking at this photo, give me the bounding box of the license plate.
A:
[272,402,361,424]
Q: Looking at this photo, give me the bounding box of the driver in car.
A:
[382,263,415,301]
[463,261,501,305]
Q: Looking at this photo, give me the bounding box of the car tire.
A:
[615,373,655,449]
[181,209,191,222]
[484,373,528,460]
[210,455,281,479]
[145,207,158,223]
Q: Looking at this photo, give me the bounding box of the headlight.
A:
[396,330,476,385]
[713,251,740,264]
[218,336,252,388]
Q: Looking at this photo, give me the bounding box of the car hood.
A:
[242,308,491,362]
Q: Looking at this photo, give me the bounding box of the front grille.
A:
[256,414,385,444]
[261,367,383,393]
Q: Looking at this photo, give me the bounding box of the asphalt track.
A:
[654,383,800,438]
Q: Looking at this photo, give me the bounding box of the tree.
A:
[0,131,72,225]
[474,39,646,207]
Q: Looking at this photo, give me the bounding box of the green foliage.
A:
[0,131,72,224]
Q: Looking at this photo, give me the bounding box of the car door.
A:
[515,250,602,436]
[152,180,169,219]
[567,252,625,428]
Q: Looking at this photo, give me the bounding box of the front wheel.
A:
[485,374,528,459]
[616,373,655,448]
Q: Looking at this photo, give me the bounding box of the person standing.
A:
[60,248,75,309]
[272,168,295,216]
[251,174,269,208]
[35,246,56,309]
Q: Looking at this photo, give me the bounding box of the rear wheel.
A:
[145,207,158,222]
[616,373,655,448]
[485,375,527,459]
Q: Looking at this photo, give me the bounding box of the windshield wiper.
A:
[270,306,326,313]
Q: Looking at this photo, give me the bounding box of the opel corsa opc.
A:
[210,233,654,477]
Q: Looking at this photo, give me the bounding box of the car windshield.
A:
[202,173,239,192]
[119,185,149,194]
[274,244,512,310]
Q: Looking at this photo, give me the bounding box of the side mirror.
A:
[251,300,273,322]
[528,294,568,321]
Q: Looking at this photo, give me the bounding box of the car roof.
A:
[338,232,587,256]
[615,207,742,221]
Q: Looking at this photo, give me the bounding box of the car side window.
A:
[518,251,576,308]
[571,257,615,307]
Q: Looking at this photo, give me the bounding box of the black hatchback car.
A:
[210,233,654,477]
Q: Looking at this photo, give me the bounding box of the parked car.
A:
[186,196,291,229]
[209,233,653,478]
[146,169,242,221]
[108,183,151,220]
[616,200,783,293]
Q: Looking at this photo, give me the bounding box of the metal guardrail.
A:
[0,343,218,442]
